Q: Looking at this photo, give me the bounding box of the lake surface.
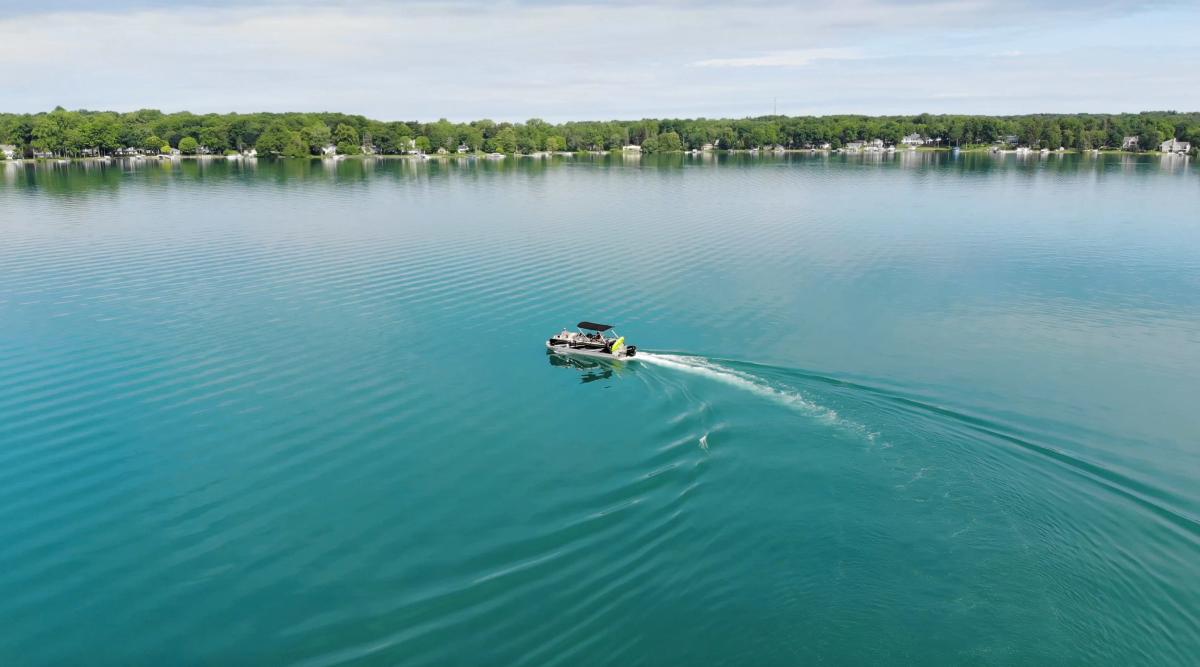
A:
[2,152,1198,665]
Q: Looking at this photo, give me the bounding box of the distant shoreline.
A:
[4,147,1188,164]
[3,108,1196,161]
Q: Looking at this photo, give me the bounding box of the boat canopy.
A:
[577,321,613,332]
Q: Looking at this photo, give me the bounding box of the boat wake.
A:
[637,352,880,442]
[637,354,1200,541]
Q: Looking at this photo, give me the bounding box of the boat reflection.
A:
[545,350,618,384]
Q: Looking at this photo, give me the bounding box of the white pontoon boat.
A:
[547,321,639,360]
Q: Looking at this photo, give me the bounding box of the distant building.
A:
[1001,134,1019,146]
[1160,138,1191,153]
[866,138,884,150]
[701,143,715,151]
[818,142,832,150]
[436,147,448,155]
[844,141,864,151]
[1,144,17,159]
[321,144,337,156]
[901,133,926,146]
[622,144,642,153]
[242,148,258,158]
[456,143,469,154]
[1122,136,1139,150]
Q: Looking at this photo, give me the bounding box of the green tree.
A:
[334,123,361,155]
[657,131,683,152]
[256,122,295,157]
[32,109,74,155]
[179,136,199,155]
[492,127,517,153]
[142,135,165,153]
[301,122,332,155]
[80,115,120,154]
[1139,128,1163,151]
[283,131,309,158]
[459,126,484,152]
[198,126,228,153]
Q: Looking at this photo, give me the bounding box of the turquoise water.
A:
[1,153,1198,665]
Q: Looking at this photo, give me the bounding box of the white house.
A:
[622,144,642,153]
[701,143,715,151]
[456,143,469,154]
[901,133,926,146]
[321,144,338,156]
[844,141,864,151]
[866,138,885,151]
[1,144,17,159]
[1122,136,1139,150]
[1160,138,1191,153]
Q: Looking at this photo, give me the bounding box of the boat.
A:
[547,321,639,360]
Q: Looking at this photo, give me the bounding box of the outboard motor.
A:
[625,345,637,357]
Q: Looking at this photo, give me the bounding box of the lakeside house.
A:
[457,143,469,154]
[436,147,448,155]
[242,148,257,158]
[1,144,16,159]
[622,144,642,153]
[321,144,337,157]
[901,133,927,146]
[1122,136,1139,150]
[844,141,864,151]
[701,143,715,151]
[1160,138,1191,153]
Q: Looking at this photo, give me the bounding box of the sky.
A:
[1,0,1197,121]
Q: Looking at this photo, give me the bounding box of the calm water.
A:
[2,153,1198,665]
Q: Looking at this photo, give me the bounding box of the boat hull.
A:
[546,341,638,362]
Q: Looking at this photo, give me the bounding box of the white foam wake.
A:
[638,353,879,441]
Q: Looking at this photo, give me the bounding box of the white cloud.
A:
[0,1,1196,119]
[692,48,864,68]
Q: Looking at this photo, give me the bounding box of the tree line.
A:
[2,107,1197,158]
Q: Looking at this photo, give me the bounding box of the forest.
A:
[2,107,1197,158]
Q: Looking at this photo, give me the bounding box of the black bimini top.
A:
[577,321,614,331]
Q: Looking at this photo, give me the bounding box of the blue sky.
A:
[1,0,1197,121]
